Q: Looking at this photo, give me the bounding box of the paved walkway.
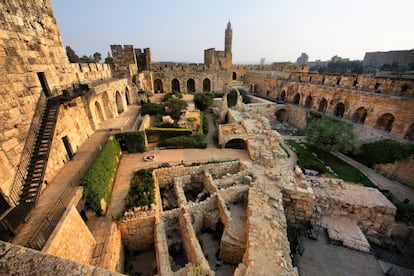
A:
[11,105,140,247]
[297,229,385,276]
[333,152,414,204]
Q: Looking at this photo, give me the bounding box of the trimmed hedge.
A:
[125,169,155,210]
[202,112,209,135]
[350,139,414,166]
[145,127,192,139]
[158,134,207,148]
[81,137,121,215]
[115,131,146,153]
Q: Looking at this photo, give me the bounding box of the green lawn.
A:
[285,139,376,188]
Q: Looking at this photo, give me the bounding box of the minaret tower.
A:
[225,21,232,70]
[225,21,232,54]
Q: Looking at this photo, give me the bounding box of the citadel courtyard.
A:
[0,1,414,275]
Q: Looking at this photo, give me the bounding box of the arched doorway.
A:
[154,79,163,93]
[225,138,246,149]
[305,96,313,108]
[318,98,328,113]
[125,87,131,105]
[115,90,124,115]
[203,78,211,92]
[94,101,104,123]
[171,78,180,92]
[232,72,237,80]
[351,107,367,124]
[227,90,238,107]
[279,90,286,101]
[293,93,300,104]
[275,109,288,122]
[187,78,195,93]
[102,91,112,119]
[334,102,345,117]
[405,123,414,141]
[375,113,395,132]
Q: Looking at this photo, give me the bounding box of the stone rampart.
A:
[0,241,123,275]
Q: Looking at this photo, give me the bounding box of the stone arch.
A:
[318,98,328,113]
[125,86,131,105]
[280,90,286,101]
[352,107,367,124]
[305,96,313,108]
[334,102,345,118]
[254,84,260,93]
[154,79,163,93]
[225,138,247,149]
[375,113,395,132]
[94,101,104,123]
[187,78,195,93]
[232,72,237,80]
[275,109,288,122]
[224,89,242,108]
[102,91,112,119]
[203,78,211,92]
[171,78,180,92]
[115,90,124,115]
[405,123,414,141]
[293,93,300,104]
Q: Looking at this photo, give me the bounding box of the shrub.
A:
[194,92,213,111]
[81,137,120,215]
[159,134,207,148]
[350,139,414,166]
[114,131,146,153]
[124,169,155,210]
[202,112,209,135]
[145,127,192,140]
[142,102,164,115]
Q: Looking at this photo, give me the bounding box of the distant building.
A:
[296,53,308,65]
[331,55,349,63]
[363,49,414,68]
[260,58,265,65]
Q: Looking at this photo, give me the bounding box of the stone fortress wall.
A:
[363,49,414,68]
[241,70,414,140]
[0,0,139,206]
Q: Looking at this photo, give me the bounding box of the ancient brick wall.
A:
[282,185,315,225]
[42,204,96,264]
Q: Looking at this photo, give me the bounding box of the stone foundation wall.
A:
[119,215,155,251]
[154,161,241,188]
[282,186,315,225]
[312,179,396,237]
[42,197,96,264]
[374,157,414,189]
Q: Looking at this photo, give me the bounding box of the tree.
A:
[164,98,188,121]
[79,55,94,63]
[104,56,114,64]
[66,46,79,63]
[194,92,213,111]
[305,116,360,153]
[93,52,102,63]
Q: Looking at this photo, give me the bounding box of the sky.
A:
[50,0,414,64]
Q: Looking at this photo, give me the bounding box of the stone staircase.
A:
[5,96,60,231]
